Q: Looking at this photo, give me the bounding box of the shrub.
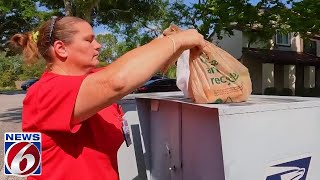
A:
[0,52,45,88]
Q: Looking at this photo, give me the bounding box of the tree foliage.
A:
[0,52,21,87]
[100,0,185,55]
[37,0,99,22]
[96,33,119,61]
[3,0,319,51]
[288,0,320,38]
[36,0,163,61]
[206,0,292,47]
[0,0,49,49]
[37,0,158,24]
[0,52,44,87]
[196,0,320,44]
[2,0,320,86]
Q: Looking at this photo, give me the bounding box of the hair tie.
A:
[32,31,39,43]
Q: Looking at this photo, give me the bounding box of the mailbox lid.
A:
[129,92,320,115]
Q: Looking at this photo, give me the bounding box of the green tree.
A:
[96,33,118,61]
[287,0,320,38]
[0,52,45,88]
[37,0,158,24]
[166,65,177,79]
[100,0,181,58]
[37,0,99,22]
[195,0,320,46]
[0,0,48,49]
[177,0,291,46]
[0,52,22,87]
[18,62,45,81]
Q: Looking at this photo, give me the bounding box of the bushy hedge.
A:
[0,51,177,89]
[0,52,45,88]
[166,65,177,79]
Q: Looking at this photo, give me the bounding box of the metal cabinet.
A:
[136,93,320,180]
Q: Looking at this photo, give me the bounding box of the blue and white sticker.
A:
[265,154,312,180]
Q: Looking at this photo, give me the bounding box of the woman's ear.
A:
[53,40,68,59]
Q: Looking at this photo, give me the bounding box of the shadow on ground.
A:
[0,107,22,123]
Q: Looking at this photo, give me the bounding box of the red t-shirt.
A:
[22,70,124,180]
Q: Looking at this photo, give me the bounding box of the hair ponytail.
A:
[9,16,85,65]
[9,32,40,64]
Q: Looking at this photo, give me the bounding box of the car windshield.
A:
[143,80,157,86]
[150,75,166,80]
[29,78,38,82]
[144,79,176,86]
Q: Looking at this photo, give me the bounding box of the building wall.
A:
[262,63,274,93]
[317,41,320,57]
[242,36,271,49]
[304,66,316,88]
[241,33,317,94]
[212,30,318,96]
[310,39,320,57]
[241,33,303,52]
[215,31,318,57]
[284,65,296,94]
[212,30,243,59]
[271,33,303,52]
[212,31,305,56]
[242,57,262,94]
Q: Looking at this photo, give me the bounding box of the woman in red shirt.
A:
[9,16,205,180]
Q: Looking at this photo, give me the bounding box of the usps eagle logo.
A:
[265,156,311,180]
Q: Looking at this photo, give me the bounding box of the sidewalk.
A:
[0,93,24,180]
[0,120,23,180]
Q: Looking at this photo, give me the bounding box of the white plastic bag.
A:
[176,50,190,98]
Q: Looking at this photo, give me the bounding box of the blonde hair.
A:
[9,16,86,64]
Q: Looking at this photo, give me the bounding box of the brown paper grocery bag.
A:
[188,45,252,103]
[163,25,252,103]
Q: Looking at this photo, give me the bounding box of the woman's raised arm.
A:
[72,30,205,124]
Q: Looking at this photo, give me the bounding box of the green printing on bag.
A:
[207,67,221,74]
[214,98,223,104]
[200,56,218,67]
[212,97,233,104]
[199,55,240,86]
[210,73,239,85]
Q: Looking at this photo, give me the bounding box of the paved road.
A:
[0,91,26,180]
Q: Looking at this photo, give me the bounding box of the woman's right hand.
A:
[167,29,206,52]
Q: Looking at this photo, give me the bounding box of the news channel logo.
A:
[4,132,41,177]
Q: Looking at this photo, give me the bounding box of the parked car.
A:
[21,78,39,91]
[134,78,180,93]
[150,75,166,80]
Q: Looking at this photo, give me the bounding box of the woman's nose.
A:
[94,39,102,50]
